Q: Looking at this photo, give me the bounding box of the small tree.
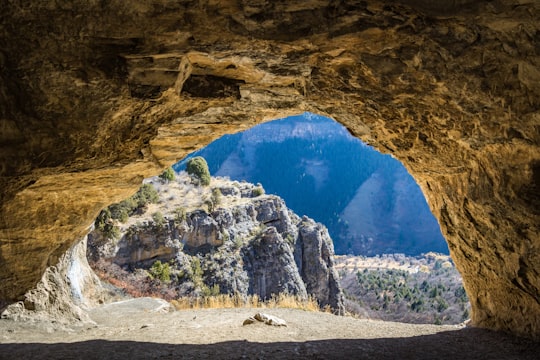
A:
[206,188,222,212]
[95,208,121,239]
[149,260,171,282]
[159,167,176,183]
[133,183,159,208]
[186,156,211,186]
[174,206,187,223]
[252,186,264,197]
[152,211,166,227]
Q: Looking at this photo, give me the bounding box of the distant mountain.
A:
[174,113,448,256]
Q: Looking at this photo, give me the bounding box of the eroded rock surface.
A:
[88,177,344,313]
[0,0,538,339]
[1,237,103,325]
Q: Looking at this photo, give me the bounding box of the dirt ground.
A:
[0,298,538,359]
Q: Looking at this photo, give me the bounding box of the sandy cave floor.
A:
[0,298,538,360]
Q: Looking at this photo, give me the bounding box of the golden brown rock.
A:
[0,0,538,339]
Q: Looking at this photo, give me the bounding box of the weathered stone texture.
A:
[0,0,538,338]
[297,218,345,314]
[88,188,344,311]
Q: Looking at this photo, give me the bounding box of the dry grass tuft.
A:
[170,293,322,312]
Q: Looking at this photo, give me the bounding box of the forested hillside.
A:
[174,113,447,256]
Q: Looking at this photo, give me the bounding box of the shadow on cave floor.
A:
[1,328,538,360]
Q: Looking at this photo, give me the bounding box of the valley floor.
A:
[0,298,538,359]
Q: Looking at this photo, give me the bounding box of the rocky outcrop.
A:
[243,227,308,301]
[183,211,223,247]
[0,0,538,339]
[297,218,345,314]
[2,237,103,324]
[88,179,344,312]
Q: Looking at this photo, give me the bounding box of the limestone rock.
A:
[1,237,102,325]
[184,211,223,248]
[242,227,308,301]
[242,313,287,327]
[88,178,344,312]
[242,316,257,326]
[254,312,287,327]
[296,218,345,315]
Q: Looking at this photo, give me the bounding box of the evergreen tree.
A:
[159,167,176,183]
[186,156,211,186]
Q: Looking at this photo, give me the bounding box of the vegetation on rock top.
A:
[89,168,344,314]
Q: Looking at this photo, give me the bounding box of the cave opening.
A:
[88,112,470,325]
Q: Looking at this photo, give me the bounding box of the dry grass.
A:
[170,293,326,312]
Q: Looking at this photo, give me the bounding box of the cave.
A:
[0,0,539,342]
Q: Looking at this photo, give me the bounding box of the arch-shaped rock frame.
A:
[0,0,538,339]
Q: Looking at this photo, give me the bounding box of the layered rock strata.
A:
[88,179,344,313]
[0,0,538,338]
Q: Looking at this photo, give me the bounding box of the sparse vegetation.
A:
[337,253,470,325]
[174,206,187,223]
[211,188,222,206]
[152,211,166,227]
[204,188,222,212]
[170,293,321,312]
[96,183,159,233]
[133,183,160,208]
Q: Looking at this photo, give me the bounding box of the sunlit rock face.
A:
[0,0,538,339]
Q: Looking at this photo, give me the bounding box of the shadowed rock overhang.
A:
[0,0,538,339]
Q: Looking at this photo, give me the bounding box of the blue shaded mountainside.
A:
[174,113,448,256]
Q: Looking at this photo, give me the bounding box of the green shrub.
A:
[149,260,171,282]
[133,183,159,207]
[201,284,220,297]
[95,208,112,232]
[152,211,166,227]
[437,298,449,312]
[108,201,133,223]
[174,207,187,223]
[205,188,222,212]
[94,208,121,239]
[186,156,211,186]
[221,230,230,243]
[159,167,176,183]
[252,186,264,197]
[285,234,295,245]
[234,236,243,249]
[211,188,222,206]
[190,257,204,288]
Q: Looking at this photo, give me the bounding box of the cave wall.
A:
[0,0,538,339]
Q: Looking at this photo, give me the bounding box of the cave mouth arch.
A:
[85,112,471,325]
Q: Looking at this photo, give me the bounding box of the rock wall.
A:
[89,186,344,312]
[0,0,538,339]
[296,218,345,313]
[1,237,103,324]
